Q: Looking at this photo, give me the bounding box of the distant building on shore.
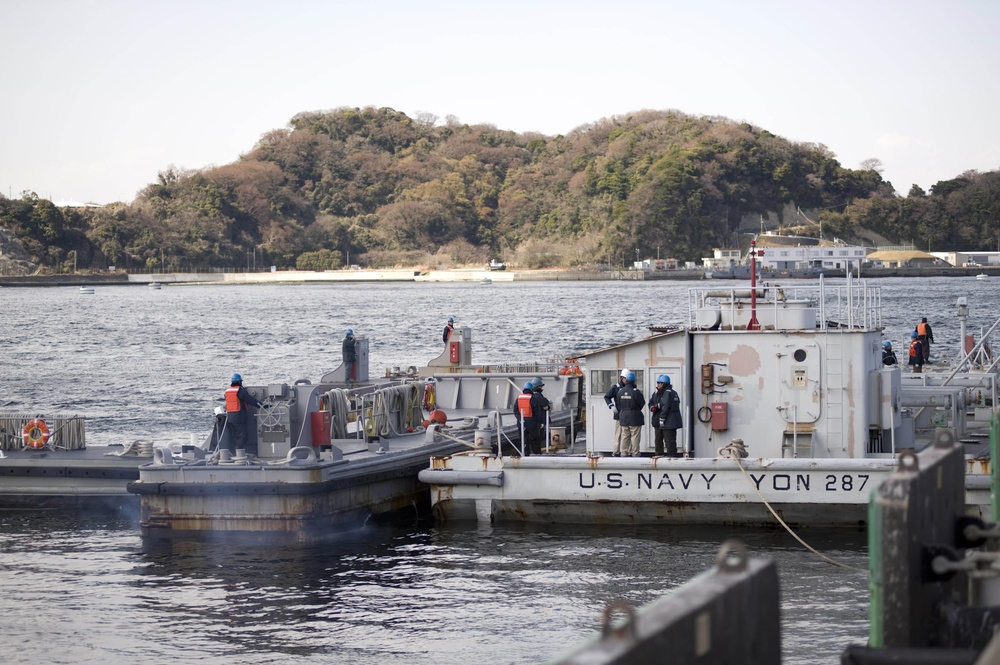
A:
[929,251,1000,267]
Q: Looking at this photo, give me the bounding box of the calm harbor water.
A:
[0,276,997,663]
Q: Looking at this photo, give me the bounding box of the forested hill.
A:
[2,106,1000,274]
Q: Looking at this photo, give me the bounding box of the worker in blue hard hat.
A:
[342,328,357,382]
[443,316,455,344]
[908,331,924,373]
[515,380,548,455]
[649,374,683,457]
[224,372,263,455]
[882,340,897,366]
[617,371,645,456]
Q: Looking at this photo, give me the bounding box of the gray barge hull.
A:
[129,440,470,540]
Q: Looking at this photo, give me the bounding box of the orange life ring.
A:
[23,419,50,449]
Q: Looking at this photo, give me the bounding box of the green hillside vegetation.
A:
[3,106,1000,273]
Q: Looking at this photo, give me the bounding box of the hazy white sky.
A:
[2,0,999,204]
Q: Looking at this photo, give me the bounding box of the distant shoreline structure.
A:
[0,265,997,287]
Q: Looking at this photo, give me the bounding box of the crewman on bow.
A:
[225,373,263,454]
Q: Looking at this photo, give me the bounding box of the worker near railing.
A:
[342,329,357,382]
[908,332,924,374]
[516,381,548,455]
[224,372,262,454]
[915,317,934,362]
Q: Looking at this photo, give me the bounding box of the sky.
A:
[2,0,999,205]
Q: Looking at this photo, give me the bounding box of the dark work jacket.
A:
[650,385,682,429]
[616,382,644,427]
[604,381,624,421]
[443,323,454,344]
[882,349,897,366]
[342,335,357,362]
[908,340,924,366]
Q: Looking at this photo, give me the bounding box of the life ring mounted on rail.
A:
[23,418,51,449]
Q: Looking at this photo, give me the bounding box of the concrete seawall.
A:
[1,266,997,287]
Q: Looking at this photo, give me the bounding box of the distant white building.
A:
[703,242,868,271]
[930,251,1000,267]
[757,244,868,270]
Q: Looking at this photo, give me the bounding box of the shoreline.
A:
[0,265,997,287]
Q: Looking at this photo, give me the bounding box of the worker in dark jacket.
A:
[915,317,934,362]
[224,372,263,454]
[342,329,357,381]
[908,332,924,374]
[604,369,629,456]
[882,341,897,366]
[516,381,548,455]
[617,372,645,456]
[443,317,455,344]
[649,374,683,457]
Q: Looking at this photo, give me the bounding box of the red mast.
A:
[748,239,761,330]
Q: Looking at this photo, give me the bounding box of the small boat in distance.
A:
[148,282,162,289]
[79,286,94,294]
[977,274,988,280]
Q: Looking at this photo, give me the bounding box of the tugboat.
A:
[421,243,998,528]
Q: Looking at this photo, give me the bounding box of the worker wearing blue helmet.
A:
[908,331,924,373]
[616,371,645,456]
[649,374,683,457]
[342,328,357,381]
[882,340,897,366]
[224,372,263,454]
[516,379,548,455]
[443,317,455,344]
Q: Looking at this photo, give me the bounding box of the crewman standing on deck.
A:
[516,381,546,455]
[342,329,357,382]
[617,372,645,456]
[442,317,455,344]
[915,317,934,362]
[224,373,263,454]
[908,332,924,373]
[604,369,630,456]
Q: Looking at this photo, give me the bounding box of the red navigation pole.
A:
[748,239,761,330]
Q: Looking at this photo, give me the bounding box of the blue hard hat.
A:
[231,373,242,383]
[523,381,535,390]
[883,341,891,348]
[911,331,918,338]
[626,372,636,382]
[346,328,353,335]
[532,377,545,388]
[657,374,670,384]
[448,316,454,322]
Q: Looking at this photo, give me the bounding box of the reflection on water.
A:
[0,511,867,664]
